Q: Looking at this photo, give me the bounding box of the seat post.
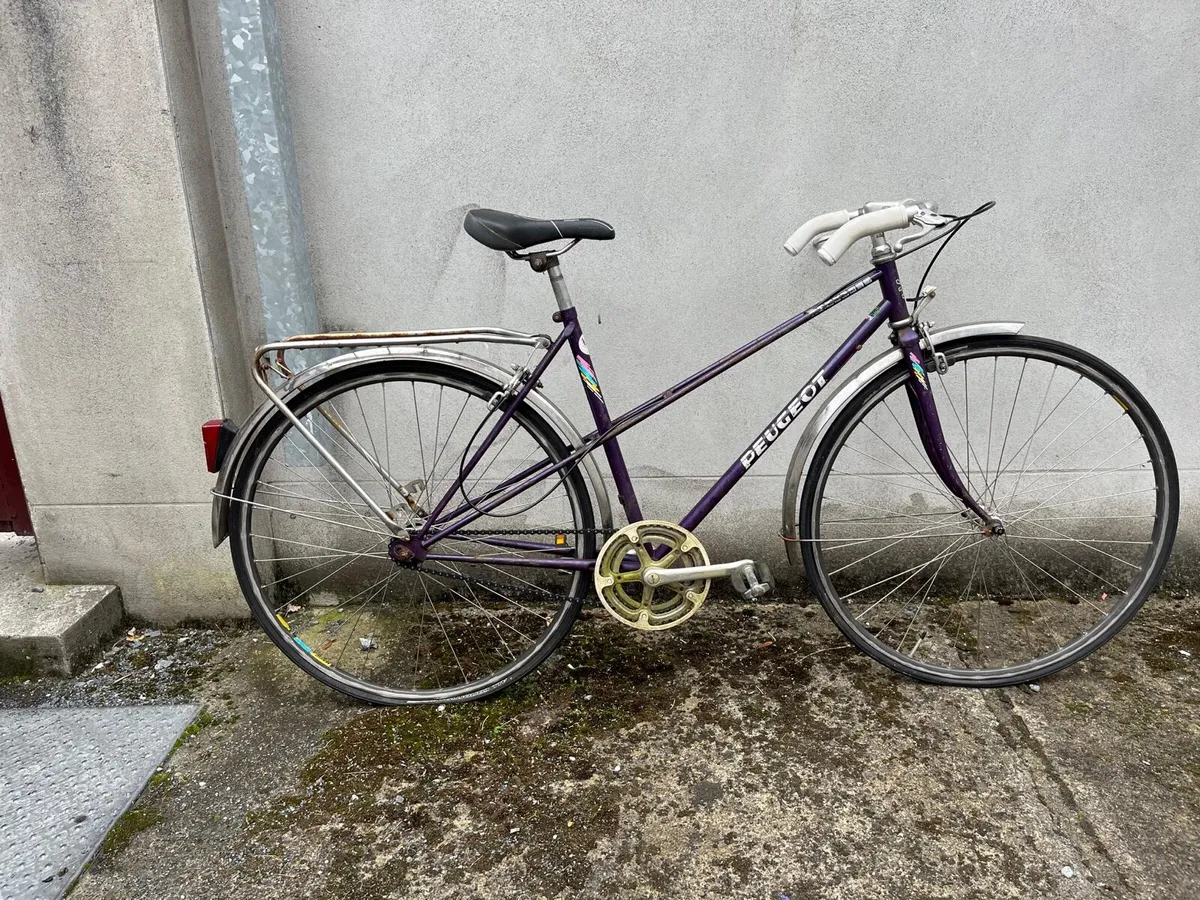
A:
[545,258,574,312]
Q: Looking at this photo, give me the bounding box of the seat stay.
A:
[413,323,574,542]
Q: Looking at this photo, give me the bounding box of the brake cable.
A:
[898,200,996,303]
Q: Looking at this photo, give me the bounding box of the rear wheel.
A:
[228,361,596,705]
[799,335,1178,686]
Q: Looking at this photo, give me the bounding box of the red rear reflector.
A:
[202,418,236,473]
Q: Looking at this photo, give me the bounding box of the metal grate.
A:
[0,705,198,899]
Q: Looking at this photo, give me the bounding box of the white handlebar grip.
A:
[783,209,851,256]
[815,206,913,265]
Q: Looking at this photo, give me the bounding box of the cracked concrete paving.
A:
[11,592,1196,899]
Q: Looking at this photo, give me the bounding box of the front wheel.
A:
[799,335,1178,687]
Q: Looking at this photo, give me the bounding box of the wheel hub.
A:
[388,537,423,564]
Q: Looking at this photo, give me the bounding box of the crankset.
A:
[594,521,777,630]
[594,521,711,630]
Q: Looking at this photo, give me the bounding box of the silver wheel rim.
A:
[804,339,1174,682]
[232,365,592,702]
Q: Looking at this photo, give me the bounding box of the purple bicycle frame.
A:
[411,258,989,572]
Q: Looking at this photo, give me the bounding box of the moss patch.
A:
[1141,617,1200,676]
[243,612,754,894]
[99,808,162,856]
[172,708,216,752]
[238,604,899,898]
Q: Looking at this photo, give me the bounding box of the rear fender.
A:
[211,345,615,546]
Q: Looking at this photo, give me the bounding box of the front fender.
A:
[779,321,1025,565]
[211,345,615,546]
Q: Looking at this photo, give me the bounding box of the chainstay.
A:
[411,527,609,606]
[455,527,612,536]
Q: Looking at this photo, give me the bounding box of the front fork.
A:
[878,261,1004,534]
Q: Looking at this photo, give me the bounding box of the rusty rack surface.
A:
[252,326,553,381]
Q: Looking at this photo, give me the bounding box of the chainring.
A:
[593,520,710,631]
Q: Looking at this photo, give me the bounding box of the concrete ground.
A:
[2,590,1197,899]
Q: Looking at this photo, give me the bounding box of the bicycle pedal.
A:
[731,561,775,600]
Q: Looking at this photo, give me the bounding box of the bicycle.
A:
[202,198,1178,705]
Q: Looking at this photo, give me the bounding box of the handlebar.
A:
[816,205,913,265]
[783,209,852,256]
[784,200,940,265]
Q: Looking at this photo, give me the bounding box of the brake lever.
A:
[893,207,950,251]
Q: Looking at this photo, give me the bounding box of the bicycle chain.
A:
[407,527,611,607]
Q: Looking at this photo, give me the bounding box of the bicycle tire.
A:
[799,335,1178,686]
[228,359,596,705]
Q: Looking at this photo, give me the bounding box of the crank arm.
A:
[643,559,755,587]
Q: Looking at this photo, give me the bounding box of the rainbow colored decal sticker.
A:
[576,356,602,396]
[908,352,927,388]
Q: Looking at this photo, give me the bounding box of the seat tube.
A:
[877,259,995,525]
[547,260,644,521]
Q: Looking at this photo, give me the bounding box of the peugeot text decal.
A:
[739,370,828,470]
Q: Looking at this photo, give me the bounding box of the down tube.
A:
[679,301,892,532]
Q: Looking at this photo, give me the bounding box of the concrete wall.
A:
[0,0,247,620]
[249,0,1198,573]
[3,0,1198,624]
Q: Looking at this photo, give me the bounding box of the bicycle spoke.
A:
[935,366,990,502]
[804,338,1172,684]
[826,519,975,574]
[353,386,394,508]
[875,401,958,504]
[235,368,591,703]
